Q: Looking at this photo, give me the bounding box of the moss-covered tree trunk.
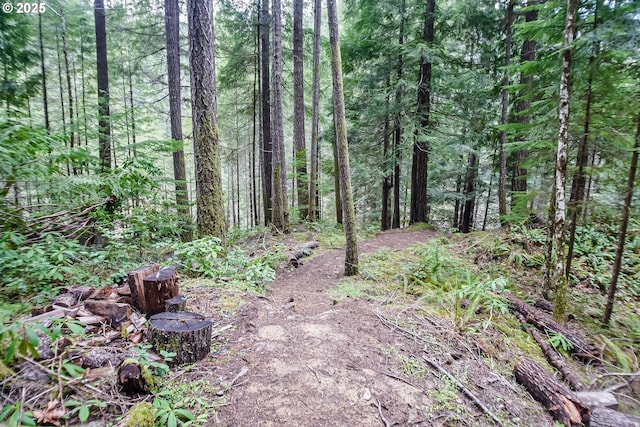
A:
[165,0,192,242]
[327,0,358,276]
[271,0,289,232]
[409,0,435,225]
[94,0,111,171]
[260,0,273,225]
[603,112,640,325]
[293,0,308,220]
[187,0,226,243]
[308,0,321,222]
[552,0,577,324]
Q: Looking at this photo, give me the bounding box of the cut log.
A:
[142,266,179,316]
[286,241,319,268]
[127,264,160,314]
[590,407,640,427]
[514,358,590,426]
[165,295,186,312]
[83,300,132,327]
[147,311,212,366]
[514,311,584,391]
[504,292,597,361]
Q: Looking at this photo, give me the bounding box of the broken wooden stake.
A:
[147,311,212,366]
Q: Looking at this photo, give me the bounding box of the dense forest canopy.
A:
[1,0,639,315]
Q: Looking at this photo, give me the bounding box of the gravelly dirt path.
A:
[207,229,552,427]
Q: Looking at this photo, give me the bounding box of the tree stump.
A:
[514,358,590,426]
[165,295,187,312]
[147,311,212,366]
[142,266,179,316]
[127,264,159,314]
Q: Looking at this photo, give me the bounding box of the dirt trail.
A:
[209,230,552,427]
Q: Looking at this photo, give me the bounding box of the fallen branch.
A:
[514,358,589,426]
[514,312,584,391]
[504,292,597,361]
[422,355,504,426]
[375,311,443,350]
[286,241,319,267]
[374,398,392,427]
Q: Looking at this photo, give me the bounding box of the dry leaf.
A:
[33,400,66,426]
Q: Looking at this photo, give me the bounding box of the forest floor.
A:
[179,229,556,426]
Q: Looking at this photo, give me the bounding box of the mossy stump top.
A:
[147,311,212,366]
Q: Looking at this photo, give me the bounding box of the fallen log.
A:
[147,311,212,366]
[286,241,319,267]
[504,292,597,361]
[127,264,159,314]
[514,358,590,426]
[142,266,179,316]
[575,392,617,410]
[590,407,640,427]
[514,312,584,391]
[83,300,132,327]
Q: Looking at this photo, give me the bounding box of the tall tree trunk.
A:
[381,90,391,231]
[327,0,358,276]
[566,1,598,279]
[165,0,192,241]
[60,3,76,174]
[187,0,227,242]
[392,0,405,230]
[260,0,273,224]
[460,151,477,233]
[293,0,309,220]
[94,0,111,171]
[332,113,343,225]
[308,0,321,222]
[80,33,88,148]
[128,62,136,154]
[55,33,70,175]
[252,17,260,227]
[552,0,577,324]
[410,0,435,224]
[498,0,513,223]
[38,13,50,133]
[511,5,537,210]
[603,112,640,325]
[271,0,289,231]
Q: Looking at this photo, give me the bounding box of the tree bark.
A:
[148,311,212,366]
[514,358,590,426]
[142,265,180,316]
[504,292,597,360]
[511,5,537,208]
[165,0,192,242]
[381,92,392,231]
[590,407,640,427]
[332,113,342,224]
[308,0,321,222]
[327,0,358,276]
[60,3,77,174]
[553,0,577,324]
[188,0,227,242]
[260,0,273,225]
[410,0,435,224]
[498,1,513,223]
[127,264,160,314]
[392,0,405,230]
[566,2,599,279]
[271,0,289,232]
[603,112,640,324]
[38,13,50,133]
[459,151,477,233]
[94,0,111,171]
[293,0,309,220]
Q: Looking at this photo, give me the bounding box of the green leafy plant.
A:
[153,393,196,427]
[548,332,573,355]
[0,320,40,364]
[0,402,36,427]
[64,399,108,423]
[129,344,175,377]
